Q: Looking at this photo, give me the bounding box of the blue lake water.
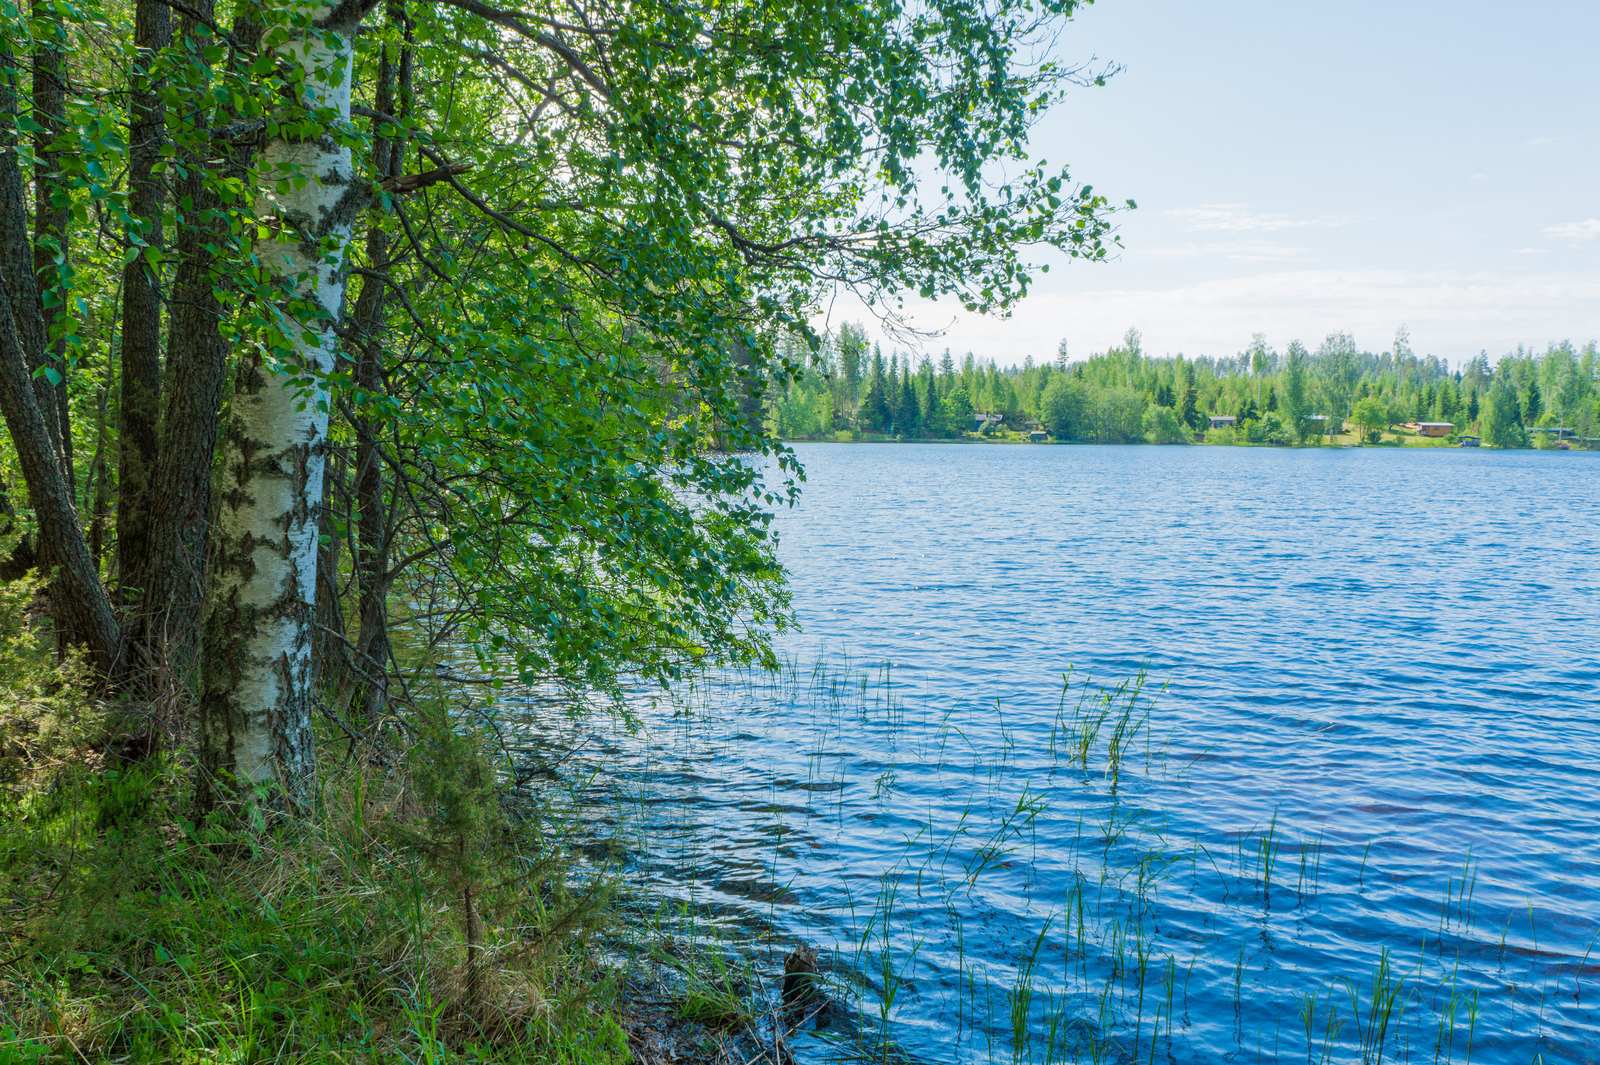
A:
[508,442,1600,1064]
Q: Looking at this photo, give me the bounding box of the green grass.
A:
[0,740,640,1064]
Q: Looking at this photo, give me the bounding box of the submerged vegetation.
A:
[772,326,1600,449]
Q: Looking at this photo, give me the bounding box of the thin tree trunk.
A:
[0,42,63,486]
[31,0,71,490]
[0,40,117,667]
[0,261,121,675]
[85,311,114,569]
[198,0,363,808]
[312,443,345,686]
[342,29,403,723]
[116,0,170,600]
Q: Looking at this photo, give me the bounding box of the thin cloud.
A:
[1167,204,1351,232]
[1544,218,1600,242]
[1146,240,1306,263]
[880,269,1600,366]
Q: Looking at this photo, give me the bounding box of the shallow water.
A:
[506,443,1600,1064]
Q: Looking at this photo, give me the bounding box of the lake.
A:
[506,442,1600,1064]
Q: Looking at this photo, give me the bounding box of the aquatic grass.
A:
[566,654,1599,1065]
[1009,917,1052,1061]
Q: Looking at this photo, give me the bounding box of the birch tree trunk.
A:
[197,0,364,808]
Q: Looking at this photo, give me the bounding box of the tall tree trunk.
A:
[0,263,121,675]
[198,0,363,808]
[31,0,71,490]
[116,0,170,601]
[342,29,403,723]
[141,5,258,686]
[0,42,63,485]
[0,40,117,669]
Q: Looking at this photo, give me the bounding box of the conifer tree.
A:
[1180,361,1200,430]
[897,371,919,436]
[860,349,890,432]
[922,366,939,435]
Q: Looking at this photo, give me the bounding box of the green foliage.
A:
[1523,376,1543,424]
[1143,405,1189,445]
[0,568,97,804]
[1482,379,1527,448]
[0,724,626,1064]
[1351,396,1389,443]
[1315,332,1361,437]
[1040,375,1087,440]
[1088,388,1147,444]
[940,387,974,437]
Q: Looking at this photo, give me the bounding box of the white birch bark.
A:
[199,0,366,808]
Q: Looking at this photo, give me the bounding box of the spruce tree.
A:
[1180,362,1200,429]
[898,373,920,436]
[860,349,891,432]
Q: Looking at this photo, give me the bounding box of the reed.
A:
[526,653,1600,1065]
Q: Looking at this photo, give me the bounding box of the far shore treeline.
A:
[771,326,1600,449]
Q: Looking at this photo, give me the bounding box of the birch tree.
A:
[0,0,1130,816]
[198,0,365,807]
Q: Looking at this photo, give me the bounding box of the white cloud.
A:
[850,269,1600,367]
[1166,204,1351,232]
[1543,218,1600,243]
[1146,240,1306,263]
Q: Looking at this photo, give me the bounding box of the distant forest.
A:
[770,326,1600,448]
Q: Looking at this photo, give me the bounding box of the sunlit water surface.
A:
[502,443,1600,1065]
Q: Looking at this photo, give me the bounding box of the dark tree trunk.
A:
[0,43,63,489]
[0,41,117,666]
[312,445,345,686]
[341,36,402,722]
[140,4,258,684]
[31,1,71,489]
[0,262,122,676]
[116,0,171,601]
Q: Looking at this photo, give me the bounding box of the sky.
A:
[824,0,1600,369]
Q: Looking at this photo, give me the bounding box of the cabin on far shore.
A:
[1404,421,1454,438]
[1208,415,1236,429]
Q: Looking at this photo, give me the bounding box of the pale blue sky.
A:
[837,0,1600,368]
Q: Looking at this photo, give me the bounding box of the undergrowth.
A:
[0,576,640,1065]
